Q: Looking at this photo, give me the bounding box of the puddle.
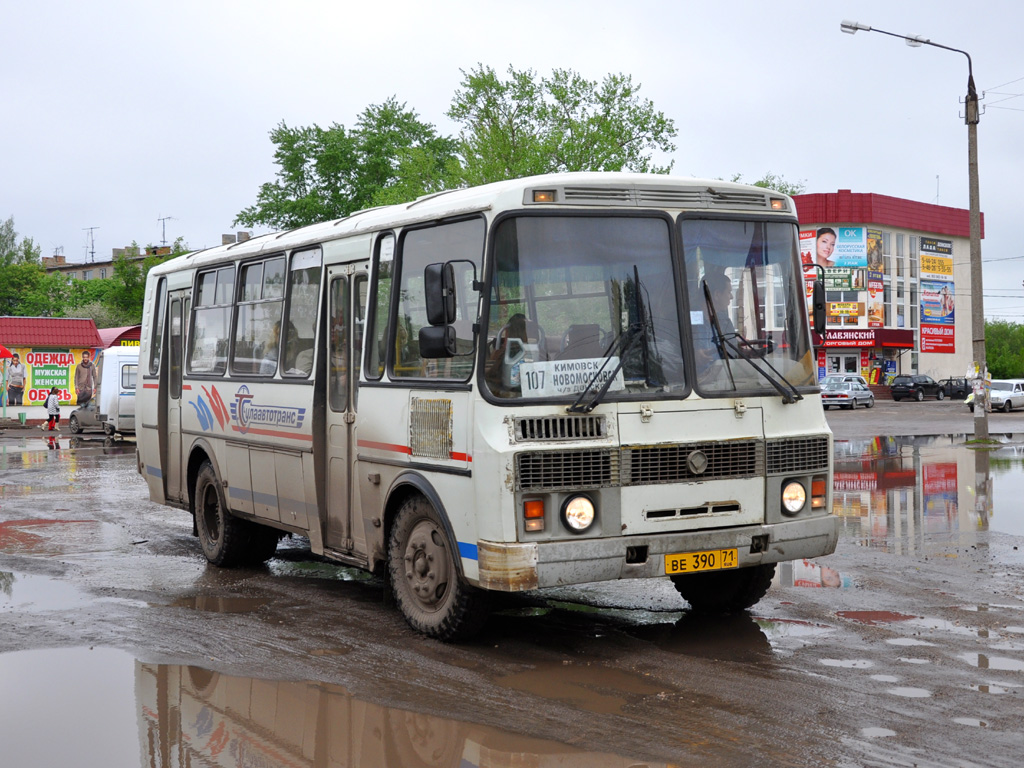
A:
[495,663,666,715]
[886,638,935,647]
[820,659,873,669]
[0,571,92,611]
[952,717,988,727]
[169,595,270,613]
[958,653,1024,672]
[887,686,932,698]
[836,610,918,625]
[870,675,900,683]
[0,647,662,768]
[861,727,896,738]
[0,519,129,557]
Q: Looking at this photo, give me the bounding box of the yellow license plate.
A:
[665,548,738,575]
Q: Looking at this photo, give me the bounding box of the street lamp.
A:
[840,20,988,439]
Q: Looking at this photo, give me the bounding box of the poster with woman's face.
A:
[830,227,868,268]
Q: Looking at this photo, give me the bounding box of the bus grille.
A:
[409,398,453,460]
[766,436,830,474]
[622,440,763,485]
[515,449,618,491]
[514,415,606,442]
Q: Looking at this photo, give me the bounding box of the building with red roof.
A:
[0,316,104,406]
[792,190,979,387]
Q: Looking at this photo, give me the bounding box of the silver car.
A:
[988,379,1024,412]
[822,380,875,410]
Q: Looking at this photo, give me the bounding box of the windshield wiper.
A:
[702,280,802,404]
[566,321,646,414]
[566,266,653,414]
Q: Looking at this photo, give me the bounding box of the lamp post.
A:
[840,20,988,439]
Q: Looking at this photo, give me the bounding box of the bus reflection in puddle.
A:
[137,662,668,768]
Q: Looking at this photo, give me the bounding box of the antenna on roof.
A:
[83,227,99,263]
[157,215,175,246]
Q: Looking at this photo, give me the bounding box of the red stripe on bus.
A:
[359,440,471,462]
[230,425,314,441]
[358,440,412,455]
[181,384,192,391]
[143,383,159,389]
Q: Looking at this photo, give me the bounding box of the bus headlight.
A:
[781,481,807,515]
[561,495,596,533]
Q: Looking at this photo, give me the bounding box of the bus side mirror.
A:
[812,280,826,335]
[424,262,456,326]
[419,325,457,358]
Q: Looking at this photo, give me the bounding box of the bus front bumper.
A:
[476,514,839,592]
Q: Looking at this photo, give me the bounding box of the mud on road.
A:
[1,425,1023,767]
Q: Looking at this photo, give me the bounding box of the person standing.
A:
[75,349,96,406]
[42,386,61,431]
[7,352,27,406]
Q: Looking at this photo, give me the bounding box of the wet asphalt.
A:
[0,406,1022,767]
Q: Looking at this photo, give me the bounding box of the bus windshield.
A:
[484,215,685,401]
[681,218,815,396]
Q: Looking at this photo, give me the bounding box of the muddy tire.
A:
[68,414,82,434]
[671,563,776,614]
[194,461,279,567]
[388,495,488,641]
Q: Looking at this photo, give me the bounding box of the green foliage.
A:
[234,98,457,230]
[1,216,41,266]
[985,320,1024,379]
[729,172,806,196]
[447,65,677,185]
[0,262,44,315]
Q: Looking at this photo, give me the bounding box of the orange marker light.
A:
[533,190,557,203]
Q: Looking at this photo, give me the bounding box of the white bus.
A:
[137,172,836,640]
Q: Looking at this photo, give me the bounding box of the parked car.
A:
[939,377,970,399]
[822,374,869,388]
[890,374,944,402]
[822,380,875,410]
[987,379,1024,412]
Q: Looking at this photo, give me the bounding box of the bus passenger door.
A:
[165,293,187,503]
[324,269,366,554]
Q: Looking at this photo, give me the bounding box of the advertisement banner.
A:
[921,280,955,325]
[828,302,864,317]
[867,229,884,273]
[3,347,96,405]
[832,227,868,268]
[867,270,884,328]
[921,237,954,279]
[921,324,955,353]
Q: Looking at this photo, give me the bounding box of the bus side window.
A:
[329,277,348,411]
[353,274,367,408]
[188,266,234,375]
[231,256,285,376]
[366,234,394,380]
[149,278,167,375]
[392,218,483,380]
[283,248,322,378]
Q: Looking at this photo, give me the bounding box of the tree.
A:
[985,320,1024,379]
[1,215,41,266]
[234,98,457,230]
[729,172,806,196]
[447,65,677,186]
[0,262,44,315]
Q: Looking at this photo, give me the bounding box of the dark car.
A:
[890,374,944,402]
[939,377,970,399]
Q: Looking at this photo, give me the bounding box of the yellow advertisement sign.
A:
[828,302,864,317]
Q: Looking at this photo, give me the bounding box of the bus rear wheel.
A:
[388,495,488,641]
[671,563,776,614]
[195,461,279,567]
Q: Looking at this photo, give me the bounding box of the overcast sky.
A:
[3,1,1022,319]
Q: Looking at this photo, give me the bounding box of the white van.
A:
[68,347,139,435]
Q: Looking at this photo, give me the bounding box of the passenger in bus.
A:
[692,271,735,374]
[260,321,280,375]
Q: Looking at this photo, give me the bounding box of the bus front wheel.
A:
[388,495,488,641]
[671,563,776,614]
[195,461,279,567]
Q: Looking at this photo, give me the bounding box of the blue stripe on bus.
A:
[146,465,163,479]
[458,541,478,561]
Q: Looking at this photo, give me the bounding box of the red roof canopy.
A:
[792,190,984,239]
[98,325,142,348]
[0,316,104,348]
